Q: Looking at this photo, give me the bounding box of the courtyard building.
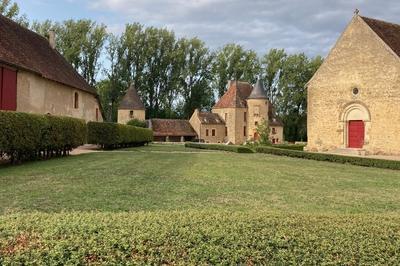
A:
[148,119,197,142]
[307,12,400,155]
[0,15,102,121]
[118,84,146,124]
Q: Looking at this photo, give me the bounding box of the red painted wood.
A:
[348,120,364,148]
[1,67,17,111]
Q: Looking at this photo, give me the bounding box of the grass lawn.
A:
[1,143,400,264]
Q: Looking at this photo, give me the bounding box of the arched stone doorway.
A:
[340,102,371,149]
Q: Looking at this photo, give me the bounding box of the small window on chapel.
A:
[74,92,79,109]
[129,110,134,118]
[272,128,276,134]
[206,129,209,137]
[244,112,247,122]
[212,129,216,136]
[352,87,359,96]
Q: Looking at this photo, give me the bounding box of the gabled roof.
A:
[119,85,145,110]
[248,79,268,99]
[213,81,253,108]
[198,112,225,125]
[149,119,197,137]
[0,15,97,95]
[361,16,400,58]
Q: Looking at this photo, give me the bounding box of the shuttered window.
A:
[0,67,17,111]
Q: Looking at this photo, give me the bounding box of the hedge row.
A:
[273,143,305,151]
[87,121,153,149]
[1,211,399,264]
[256,146,400,170]
[185,142,254,153]
[0,111,86,163]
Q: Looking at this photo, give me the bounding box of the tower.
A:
[117,84,146,124]
[246,79,269,141]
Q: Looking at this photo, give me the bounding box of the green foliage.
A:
[255,119,271,145]
[0,111,86,163]
[212,44,261,97]
[185,142,253,153]
[273,143,305,151]
[0,211,399,264]
[255,146,400,170]
[126,119,147,128]
[0,0,28,26]
[87,121,153,149]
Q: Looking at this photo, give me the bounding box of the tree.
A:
[212,44,261,97]
[255,119,271,145]
[0,0,28,26]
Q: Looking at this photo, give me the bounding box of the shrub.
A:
[127,119,147,128]
[273,143,305,151]
[87,121,153,149]
[0,211,399,264]
[0,111,86,163]
[185,142,253,153]
[256,146,400,170]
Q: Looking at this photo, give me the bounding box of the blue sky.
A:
[17,0,400,57]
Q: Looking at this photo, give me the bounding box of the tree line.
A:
[1,0,323,141]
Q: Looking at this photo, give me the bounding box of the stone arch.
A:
[339,102,371,148]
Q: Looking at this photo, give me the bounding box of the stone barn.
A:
[307,12,400,155]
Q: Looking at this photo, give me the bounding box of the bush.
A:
[126,119,147,128]
[0,111,86,163]
[185,142,253,153]
[273,143,305,151]
[87,121,153,149]
[256,146,400,170]
[0,211,399,264]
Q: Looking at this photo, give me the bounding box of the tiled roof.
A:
[213,81,253,108]
[198,112,225,125]
[0,15,97,95]
[149,119,197,137]
[361,16,400,58]
[119,85,145,110]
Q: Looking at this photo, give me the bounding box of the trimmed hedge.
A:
[0,111,86,163]
[185,142,254,153]
[0,211,399,264]
[256,146,400,170]
[87,121,153,149]
[273,143,305,151]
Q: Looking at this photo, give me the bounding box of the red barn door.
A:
[348,120,364,148]
[0,67,17,111]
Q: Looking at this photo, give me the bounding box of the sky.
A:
[17,0,400,57]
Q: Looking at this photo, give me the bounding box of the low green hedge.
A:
[256,146,400,170]
[185,142,254,153]
[273,143,305,151]
[87,121,153,149]
[0,111,86,163]
[0,211,399,264]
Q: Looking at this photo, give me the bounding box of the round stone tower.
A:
[246,79,269,141]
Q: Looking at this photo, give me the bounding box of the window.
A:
[243,126,246,136]
[254,106,260,117]
[272,128,276,134]
[74,92,79,109]
[272,139,276,144]
[0,67,17,111]
[255,121,258,126]
[96,108,99,121]
[244,112,247,122]
[225,127,228,136]
[224,113,228,122]
[206,129,209,137]
[212,129,216,136]
[129,110,134,118]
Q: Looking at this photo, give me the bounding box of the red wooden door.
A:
[348,120,364,148]
[1,67,17,111]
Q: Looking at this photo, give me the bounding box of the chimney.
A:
[48,30,56,49]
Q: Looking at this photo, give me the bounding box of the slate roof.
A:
[0,15,97,95]
[119,85,145,110]
[213,81,253,108]
[361,16,400,58]
[198,112,225,125]
[149,119,197,137]
[248,79,268,99]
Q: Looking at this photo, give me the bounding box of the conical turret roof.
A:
[119,84,145,110]
[248,79,267,99]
